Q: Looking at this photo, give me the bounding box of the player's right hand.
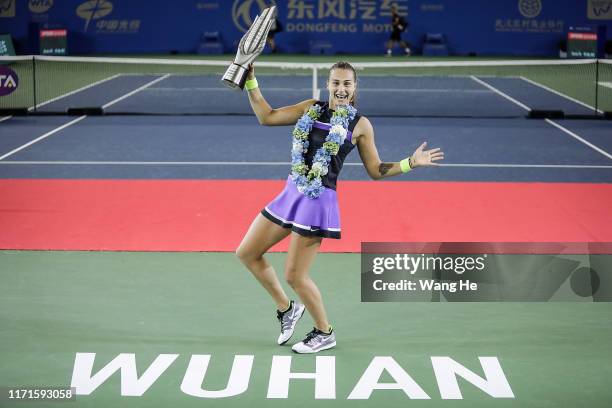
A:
[247,64,255,80]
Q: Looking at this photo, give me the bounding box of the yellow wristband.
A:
[400,157,412,173]
[245,78,258,91]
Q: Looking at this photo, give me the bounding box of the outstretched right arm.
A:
[246,64,316,126]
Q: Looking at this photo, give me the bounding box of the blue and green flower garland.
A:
[290,103,357,199]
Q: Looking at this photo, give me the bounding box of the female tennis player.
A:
[236,61,444,353]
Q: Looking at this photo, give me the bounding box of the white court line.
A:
[0,161,293,165]
[3,55,595,68]
[438,163,612,169]
[0,73,131,124]
[545,119,612,161]
[469,76,531,111]
[519,76,601,113]
[33,74,122,110]
[0,116,87,161]
[357,89,492,93]
[0,75,170,159]
[149,87,314,92]
[146,87,492,93]
[101,74,171,109]
[470,76,611,161]
[0,161,610,169]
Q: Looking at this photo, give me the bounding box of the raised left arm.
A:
[354,117,444,180]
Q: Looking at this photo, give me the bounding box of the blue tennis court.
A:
[1,57,610,183]
[1,57,612,408]
[0,115,611,182]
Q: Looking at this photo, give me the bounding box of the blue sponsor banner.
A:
[1,0,611,55]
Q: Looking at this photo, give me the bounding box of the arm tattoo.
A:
[378,162,393,176]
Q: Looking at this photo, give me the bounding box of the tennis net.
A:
[1,55,610,118]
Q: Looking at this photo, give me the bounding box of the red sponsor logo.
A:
[40,29,67,38]
[568,32,597,41]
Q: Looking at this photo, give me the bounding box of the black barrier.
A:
[527,110,565,119]
[66,107,104,116]
[0,107,28,116]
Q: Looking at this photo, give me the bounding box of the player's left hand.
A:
[410,142,444,167]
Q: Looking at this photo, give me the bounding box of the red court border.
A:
[1,179,611,252]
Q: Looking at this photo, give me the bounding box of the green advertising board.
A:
[0,34,16,56]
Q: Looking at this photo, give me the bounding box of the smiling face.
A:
[327,67,356,109]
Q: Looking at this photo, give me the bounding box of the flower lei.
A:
[290,103,357,199]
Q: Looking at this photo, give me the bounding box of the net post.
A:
[32,56,37,112]
[595,58,600,116]
[312,65,318,99]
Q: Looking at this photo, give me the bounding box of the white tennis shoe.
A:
[277,301,305,345]
[292,327,336,354]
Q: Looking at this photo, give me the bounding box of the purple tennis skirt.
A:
[261,176,341,239]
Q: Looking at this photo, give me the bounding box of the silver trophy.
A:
[222,6,277,90]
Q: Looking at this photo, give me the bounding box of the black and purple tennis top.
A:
[301,101,362,190]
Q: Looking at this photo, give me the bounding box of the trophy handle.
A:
[222,64,249,90]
